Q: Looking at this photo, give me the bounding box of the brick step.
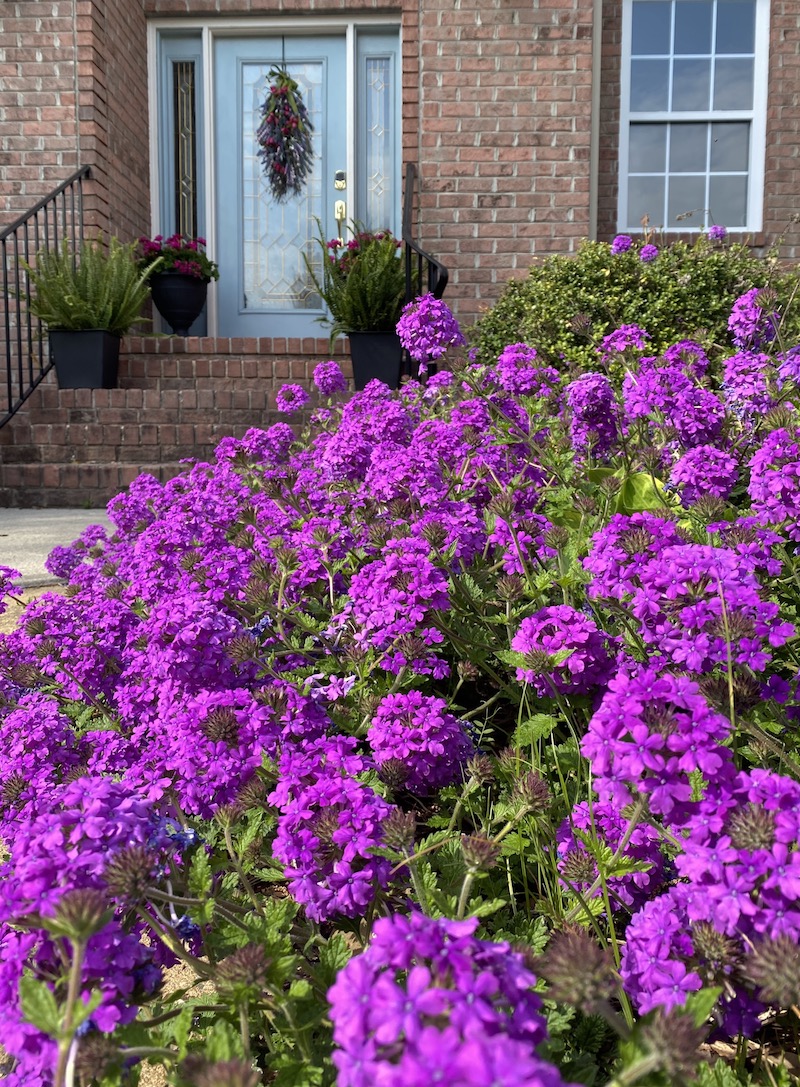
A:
[0,338,352,507]
[0,462,187,509]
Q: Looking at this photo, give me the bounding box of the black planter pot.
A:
[149,272,208,336]
[48,330,121,389]
[348,331,403,392]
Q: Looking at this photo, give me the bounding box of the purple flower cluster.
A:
[581,668,734,820]
[275,382,311,414]
[367,691,475,795]
[271,739,396,922]
[748,426,800,540]
[708,224,727,241]
[599,323,650,364]
[396,293,466,367]
[557,800,666,910]
[314,360,349,396]
[511,606,614,697]
[622,768,800,1034]
[721,350,776,418]
[565,372,620,460]
[728,287,778,350]
[493,342,560,398]
[328,912,572,1087]
[669,444,739,505]
[639,244,658,263]
[610,234,633,254]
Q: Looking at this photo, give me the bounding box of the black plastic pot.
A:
[48,330,121,389]
[149,272,208,336]
[348,331,403,391]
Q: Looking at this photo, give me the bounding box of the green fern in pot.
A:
[23,235,153,388]
[24,236,153,337]
[304,221,409,342]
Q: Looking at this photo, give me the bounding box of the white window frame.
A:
[617,0,770,233]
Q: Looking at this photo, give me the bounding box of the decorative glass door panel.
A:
[215,37,347,338]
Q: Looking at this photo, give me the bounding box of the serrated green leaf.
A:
[682,986,722,1027]
[513,714,558,746]
[205,1018,243,1060]
[464,897,507,919]
[19,974,61,1036]
[188,847,213,898]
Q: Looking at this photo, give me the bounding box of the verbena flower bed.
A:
[1,232,800,1087]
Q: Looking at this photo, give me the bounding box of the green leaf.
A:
[188,847,213,898]
[316,933,354,986]
[464,897,507,919]
[205,1018,243,1060]
[615,472,668,514]
[19,974,61,1037]
[513,714,558,745]
[682,986,722,1027]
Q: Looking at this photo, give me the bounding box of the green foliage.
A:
[24,236,153,336]
[470,234,800,368]
[304,220,409,340]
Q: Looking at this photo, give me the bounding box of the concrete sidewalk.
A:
[0,508,112,587]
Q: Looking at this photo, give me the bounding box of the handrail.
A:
[402,163,449,304]
[0,166,91,428]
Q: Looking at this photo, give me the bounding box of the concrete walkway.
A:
[0,508,112,587]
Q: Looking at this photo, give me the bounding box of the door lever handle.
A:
[334,200,346,244]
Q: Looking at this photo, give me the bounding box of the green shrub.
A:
[469,234,800,368]
[24,236,153,337]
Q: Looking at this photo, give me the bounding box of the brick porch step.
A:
[0,336,349,508]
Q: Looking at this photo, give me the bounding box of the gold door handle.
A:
[334,200,346,244]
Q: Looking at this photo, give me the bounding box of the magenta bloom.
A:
[275,382,311,414]
[397,293,466,366]
[368,691,475,795]
[313,360,348,396]
[708,224,727,241]
[511,606,614,697]
[639,244,659,263]
[328,912,570,1087]
[611,234,633,254]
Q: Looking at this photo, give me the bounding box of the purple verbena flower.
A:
[511,606,614,697]
[397,293,466,367]
[275,383,311,414]
[368,691,475,795]
[611,234,633,255]
[728,287,778,350]
[314,360,348,397]
[639,244,659,262]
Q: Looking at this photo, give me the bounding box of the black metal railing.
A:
[403,162,448,303]
[0,166,91,428]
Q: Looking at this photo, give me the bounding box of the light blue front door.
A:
[214,36,347,338]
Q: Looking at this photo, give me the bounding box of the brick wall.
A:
[415,0,595,326]
[0,1,149,244]
[0,1,80,216]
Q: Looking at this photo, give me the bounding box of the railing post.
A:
[0,166,91,427]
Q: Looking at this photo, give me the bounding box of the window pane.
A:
[631,58,670,110]
[632,1,672,54]
[628,175,665,228]
[668,175,706,226]
[672,58,711,109]
[669,123,708,172]
[709,175,748,226]
[365,56,393,231]
[630,124,667,171]
[710,121,749,170]
[674,1,712,54]
[714,58,754,109]
[716,0,756,53]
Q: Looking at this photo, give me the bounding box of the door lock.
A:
[334,170,347,190]
[334,200,347,242]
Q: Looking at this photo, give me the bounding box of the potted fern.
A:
[304,222,409,390]
[24,236,153,388]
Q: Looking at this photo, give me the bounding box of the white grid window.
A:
[618,0,769,232]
